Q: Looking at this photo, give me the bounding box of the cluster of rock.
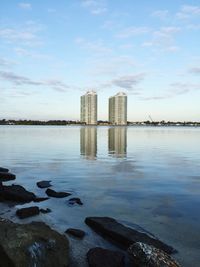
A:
[0,166,181,267]
[85,217,181,267]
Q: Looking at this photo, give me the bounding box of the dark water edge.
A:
[1,125,200,266]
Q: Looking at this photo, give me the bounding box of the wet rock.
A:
[16,206,40,219]
[40,208,52,214]
[65,228,85,238]
[87,247,124,267]
[0,184,36,203]
[46,188,71,198]
[68,197,83,205]
[37,180,52,188]
[0,172,16,182]
[85,217,176,254]
[128,242,181,267]
[0,167,9,173]
[0,219,69,267]
[34,197,49,202]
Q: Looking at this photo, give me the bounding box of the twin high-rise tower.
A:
[81,91,97,125]
[80,91,127,125]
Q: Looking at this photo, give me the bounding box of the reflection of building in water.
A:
[108,127,127,157]
[80,127,97,159]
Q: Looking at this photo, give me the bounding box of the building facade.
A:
[80,91,97,125]
[109,92,127,125]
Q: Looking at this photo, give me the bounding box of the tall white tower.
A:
[81,91,97,125]
[109,92,127,125]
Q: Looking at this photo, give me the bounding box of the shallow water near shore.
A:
[1,125,200,266]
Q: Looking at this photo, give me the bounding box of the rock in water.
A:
[128,242,181,267]
[0,219,69,267]
[68,197,83,205]
[46,188,71,198]
[0,167,9,173]
[65,228,85,238]
[16,206,40,219]
[87,247,124,267]
[40,208,52,214]
[37,180,52,188]
[0,172,16,182]
[34,197,49,202]
[0,184,36,203]
[85,217,176,254]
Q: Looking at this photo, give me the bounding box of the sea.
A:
[0,125,200,267]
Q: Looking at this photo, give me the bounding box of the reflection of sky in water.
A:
[1,126,200,267]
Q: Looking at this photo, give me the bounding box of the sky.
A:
[0,0,200,121]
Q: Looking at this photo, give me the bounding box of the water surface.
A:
[1,126,200,266]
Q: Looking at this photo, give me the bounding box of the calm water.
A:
[1,126,200,266]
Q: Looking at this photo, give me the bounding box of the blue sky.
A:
[0,0,200,121]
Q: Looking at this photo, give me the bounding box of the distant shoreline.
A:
[0,123,200,128]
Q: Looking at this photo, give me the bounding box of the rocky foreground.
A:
[0,167,181,267]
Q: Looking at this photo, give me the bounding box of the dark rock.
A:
[65,228,85,238]
[46,188,71,198]
[0,172,16,182]
[0,167,9,173]
[37,180,52,189]
[0,219,69,267]
[16,206,40,219]
[0,184,36,203]
[128,242,181,267]
[40,208,52,214]
[68,197,83,205]
[34,197,49,202]
[87,247,124,267]
[85,217,176,254]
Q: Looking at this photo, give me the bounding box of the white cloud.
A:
[0,22,44,46]
[81,0,107,15]
[142,26,180,52]
[176,5,200,19]
[140,82,199,101]
[100,73,146,91]
[0,58,16,68]
[90,56,136,76]
[18,2,32,10]
[189,67,200,74]
[0,71,70,92]
[14,48,51,59]
[75,38,111,54]
[151,10,169,19]
[116,26,150,38]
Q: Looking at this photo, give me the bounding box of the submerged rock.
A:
[0,167,9,173]
[65,228,85,238]
[0,172,16,182]
[85,217,176,254]
[40,208,52,214]
[34,197,49,202]
[68,197,83,205]
[0,219,69,267]
[46,188,71,198]
[87,247,124,267]
[0,184,36,203]
[37,180,52,189]
[16,206,40,219]
[128,242,181,267]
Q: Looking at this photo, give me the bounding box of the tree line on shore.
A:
[0,119,200,126]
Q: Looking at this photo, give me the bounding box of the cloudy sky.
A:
[0,0,200,121]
